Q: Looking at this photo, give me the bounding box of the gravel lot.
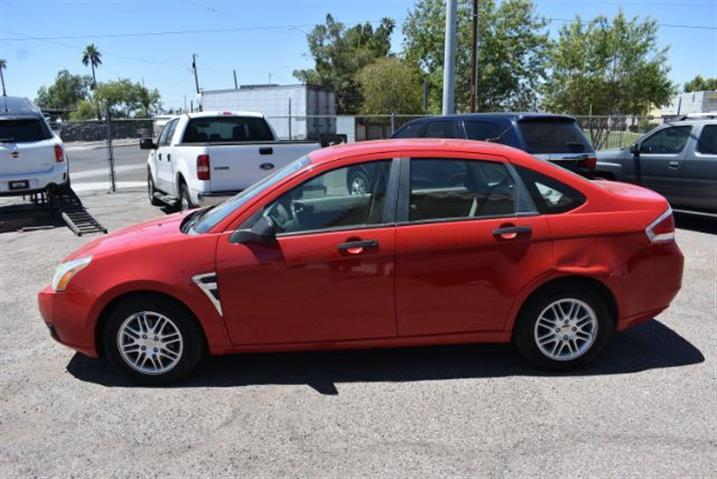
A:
[0,190,715,477]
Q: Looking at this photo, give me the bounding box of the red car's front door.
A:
[394,157,552,336]
[216,159,399,345]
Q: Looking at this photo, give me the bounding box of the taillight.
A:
[582,156,597,170]
[646,207,675,243]
[197,154,210,180]
[54,144,64,162]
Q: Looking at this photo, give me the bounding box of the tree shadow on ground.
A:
[67,320,704,394]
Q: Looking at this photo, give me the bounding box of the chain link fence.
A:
[54,113,666,194]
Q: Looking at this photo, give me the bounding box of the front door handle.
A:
[492,225,531,239]
[668,161,679,169]
[337,239,378,254]
[158,153,162,161]
[167,153,171,162]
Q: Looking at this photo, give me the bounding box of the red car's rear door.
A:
[395,157,552,336]
[217,159,400,345]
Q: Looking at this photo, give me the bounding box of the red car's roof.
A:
[309,138,522,164]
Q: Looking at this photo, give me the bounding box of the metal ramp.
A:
[51,188,108,236]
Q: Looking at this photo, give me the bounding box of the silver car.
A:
[596,117,717,215]
[0,97,69,197]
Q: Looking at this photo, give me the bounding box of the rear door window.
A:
[183,116,274,143]
[640,126,692,154]
[518,119,591,154]
[392,122,426,138]
[424,121,459,139]
[697,125,717,154]
[408,159,519,221]
[464,121,503,142]
[0,118,52,143]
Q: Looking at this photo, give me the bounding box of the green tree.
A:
[356,58,423,114]
[684,75,717,93]
[69,100,97,121]
[81,44,102,88]
[542,11,674,148]
[35,70,93,113]
[294,14,395,113]
[403,0,549,113]
[92,79,161,118]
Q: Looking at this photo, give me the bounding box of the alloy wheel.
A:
[533,298,598,361]
[116,311,184,375]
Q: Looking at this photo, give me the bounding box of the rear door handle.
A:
[259,147,273,155]
[492,225,531,238]
[668,161,679,169]
[337,239,378,253]
[167,153,171,162]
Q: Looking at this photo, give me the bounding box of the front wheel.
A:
[103,295,205,385]
[346,168,369,196]
[514,286,614,370]
[147,171,162,206]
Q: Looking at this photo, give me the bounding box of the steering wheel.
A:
[290,200,308,230]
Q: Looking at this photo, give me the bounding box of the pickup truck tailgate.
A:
[207,143,319,192]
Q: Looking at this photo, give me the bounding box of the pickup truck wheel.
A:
[179,182,194,211]
[147,171,162,206]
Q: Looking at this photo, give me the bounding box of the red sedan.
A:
[38,139,683,384]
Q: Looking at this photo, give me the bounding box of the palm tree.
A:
[0,59,6,96]
[81,44,102,89]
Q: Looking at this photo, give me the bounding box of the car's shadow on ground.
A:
[67,320,704,394]
[675,212,717,235]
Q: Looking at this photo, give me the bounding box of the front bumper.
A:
[37,286,99,357]
[0,164,68,196]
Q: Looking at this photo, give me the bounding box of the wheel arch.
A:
[94,290,208,358]
[509,275,619,339]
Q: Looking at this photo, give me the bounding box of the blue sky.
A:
[1,0,715,110]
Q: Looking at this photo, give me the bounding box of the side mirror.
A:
[629,143,639,155]
[140,137,157,150]
[229,216,276,245]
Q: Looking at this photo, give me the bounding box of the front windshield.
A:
[193,155,311,233]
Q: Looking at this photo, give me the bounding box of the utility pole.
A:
[0,66,6,97]
[233,69,238,90]
[192,54,200,94]
[442,0,458,115]
[470,0,480,112]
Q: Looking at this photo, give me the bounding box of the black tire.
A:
[147,170,162,206]
[178,180,194,211]
[514,285,614,371]
[103,295,205,385]
[346,168,369,196]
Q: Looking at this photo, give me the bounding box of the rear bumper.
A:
[613,241,684,331]
[193,189,241,207]
[0,164,68,196]
[37,286,99,357]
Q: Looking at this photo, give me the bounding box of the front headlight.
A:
[51,256,92,292]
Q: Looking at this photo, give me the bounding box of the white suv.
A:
[0,96,69,197]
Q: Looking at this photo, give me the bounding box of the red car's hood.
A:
[65,211,190,262]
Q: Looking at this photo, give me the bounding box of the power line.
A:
[547,17,717,30]
[0,19,390,42]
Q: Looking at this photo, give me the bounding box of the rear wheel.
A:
[346,168,369,196]
[514,286,613,370]
[103,295,205,385]
[178,180,194,211]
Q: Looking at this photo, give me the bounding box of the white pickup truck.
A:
[141,111,323,209]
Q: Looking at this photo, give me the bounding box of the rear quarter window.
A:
[515,166,585,214]
[518,120,592,154]
[0,118,52,143]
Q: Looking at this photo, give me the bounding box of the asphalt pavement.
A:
[0,188,715,477]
